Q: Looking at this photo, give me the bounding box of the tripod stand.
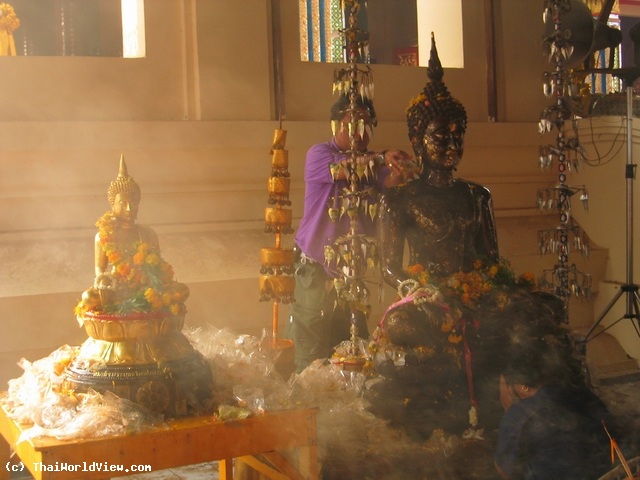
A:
[583,70,640,343]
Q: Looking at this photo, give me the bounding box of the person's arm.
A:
[382,150,420,188]
[330,149,417,186]
[335,153,376,182]
[494,403,526,480]
[307,142,341,183]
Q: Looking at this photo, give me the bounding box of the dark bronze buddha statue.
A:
[379,33,499,287]
[367,33,502,441]
[368,36,578,450]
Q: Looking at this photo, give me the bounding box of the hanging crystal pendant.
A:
[580,191,589,211]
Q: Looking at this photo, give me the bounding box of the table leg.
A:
[302,442,319,480]
[219,458,233,480]
[0,432,11,480]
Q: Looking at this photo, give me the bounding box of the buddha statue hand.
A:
[80,272,118,312]
[94,272,117,291]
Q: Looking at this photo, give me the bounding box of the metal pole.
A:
[625,85,635,285]
[626,84,634,289]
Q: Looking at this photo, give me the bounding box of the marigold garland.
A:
[444,259,534,308]
[75,212,184,316]
[0,3,20,33]
[372,258,535,358]
[0,3,19,57]
[397,258,535,345]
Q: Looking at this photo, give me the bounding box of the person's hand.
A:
[499,374,518,412]
[383,150,420,187]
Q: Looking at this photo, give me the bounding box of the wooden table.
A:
[0,406,319,480]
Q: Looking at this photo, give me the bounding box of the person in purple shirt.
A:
[285,93,415,373]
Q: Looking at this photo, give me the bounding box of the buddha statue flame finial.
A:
[406,33,467,156]
[107,154,141,206]
[427,31,444,84]
[118,153,128,177]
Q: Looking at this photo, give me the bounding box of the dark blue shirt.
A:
[495,383,615,479]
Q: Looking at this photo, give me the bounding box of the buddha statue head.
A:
[107,155,141,226]
[406,33,467,172]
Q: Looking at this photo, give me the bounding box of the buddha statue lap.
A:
[64,156,214,418]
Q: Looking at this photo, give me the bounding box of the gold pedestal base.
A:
[63,312,214,418]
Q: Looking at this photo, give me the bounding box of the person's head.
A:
[502,329,581,391]
[107,156,141,225]
[330,93,377,153]
[501,336,551,389]
[406,33,467,171]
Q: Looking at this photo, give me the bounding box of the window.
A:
[299,0,346,63]
[587,15,623,94]
[299,0,463,67]
[8,0,145,57]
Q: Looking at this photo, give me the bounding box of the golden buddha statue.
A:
[66,156,213,418]
[78,156,189,315]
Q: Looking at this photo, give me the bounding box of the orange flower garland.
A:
[428,258,536,311]
[390,258,536,349]
[0,3,20,56]
[75,212,184,316]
